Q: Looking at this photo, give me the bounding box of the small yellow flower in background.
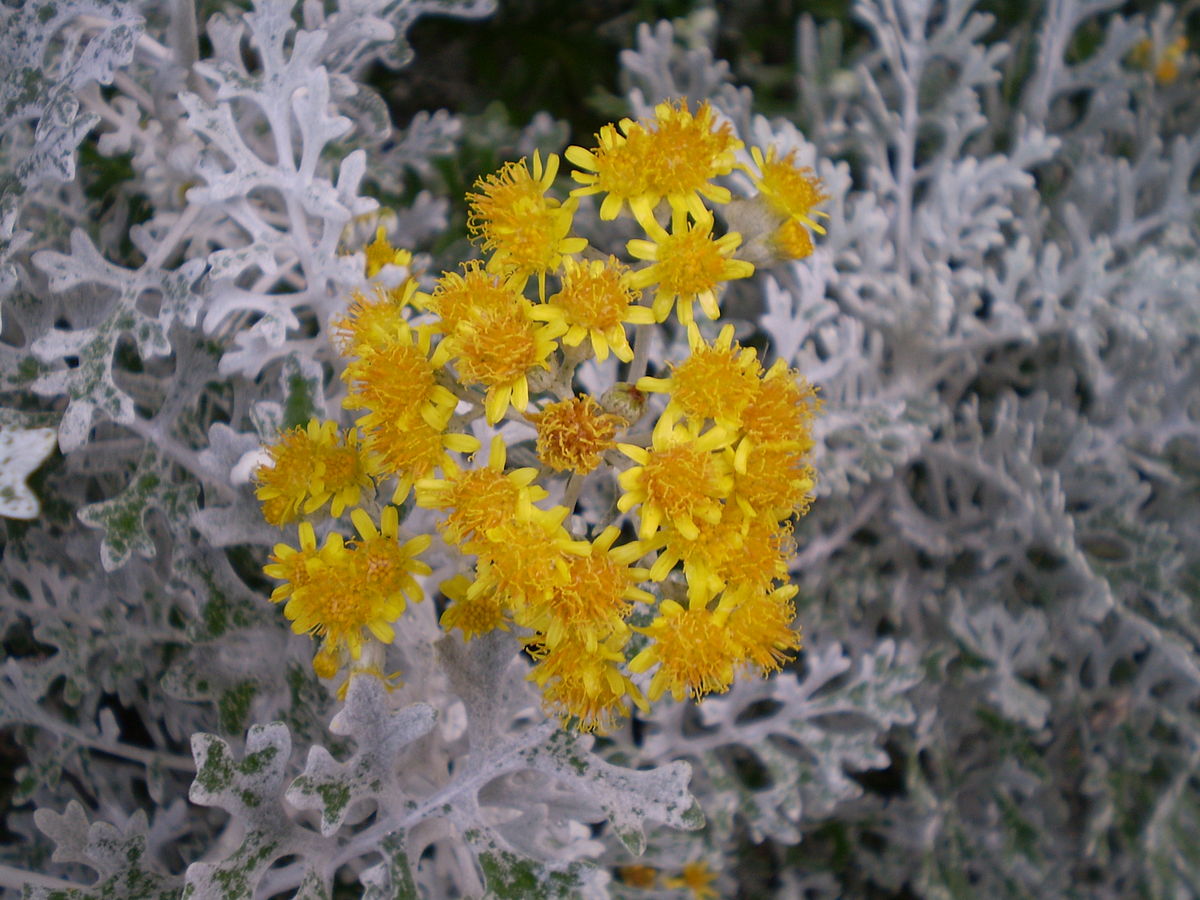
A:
[627,208,755,326]
[533,255,655,362]
[638,322,762,430]
[617,863,658,888]
[771,216,816,261]
[1131,34,1189,85]
[564,120,649,222]
[467,151,587,297]
[416,434,547,545]
[617,414,734,540]
[664,859,720,899]
[527,394,626,473]
[363,225,413,278]
[255,419,377,525]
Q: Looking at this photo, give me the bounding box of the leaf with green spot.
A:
[76,446,198,571]
[26,802,180,900]
[286,675,436,835]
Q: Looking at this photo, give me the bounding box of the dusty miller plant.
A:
[0,0,1198,898]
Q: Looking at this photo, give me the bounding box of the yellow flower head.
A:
[1131,34,1189,85]
[334,280,425,356]
[415,434,547,544]
[647,504,791,598]
[342,318,458,433]
[726,584,802,674]
[466,502,590,610]
[255,419,378,525]
[363,225,413,278]
[527,394,626,474]
[444,299,567,424]
[637,323,762,430]
[533,255,656,362]
[617,864,658,888]
[439,574,510,640]
[567,99,741,230]
[277,508,431,661]
[617,414,734,540]
[263,521,320,603]
[627,595,740,702]
[741,358,821,447]
[517,525,651,651]
[744,146,829,234]
[731,444,816,520]
[771,217,816,261]
[665,860,721,900]
[627,209,754,326]
[528,632,648,733]
[428,261,522,334]
[467,151,587,296]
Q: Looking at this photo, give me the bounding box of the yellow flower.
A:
[516,525,651,651]
[567,99,741,230]
[626,209,754,326]
[334,280,425,356]
[743,145,829,234]
[726,584,803,674]
[466,501,590,610]
[375,417,481,504]
[730,444,816,520]
[342,318,457,433]
[664,860,720,900]
[647,504,791,598]
[438,574,510,640]
[771,217,816,261]
[415,434,547,544]
[363,225,413,278]
[255,419,378,525]
[637,323,762,431]
[428,262,520,334]
[617,414,734,540]
[278,507,431,660]
[528,632,648,733]
[526,394,626,473]
[467,151,587,297]
[263,521,320,603]
[617,864,658,888]
[741,358,821,447]
[443,298,566,424]
[627,594,740,702]
[532,255,655,362]
[1131,34,1189,85]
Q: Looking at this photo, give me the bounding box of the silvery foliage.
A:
[0,0,1195,896]
[612,1,1198,897]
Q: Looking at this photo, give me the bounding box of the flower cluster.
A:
[256,98,827,731]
